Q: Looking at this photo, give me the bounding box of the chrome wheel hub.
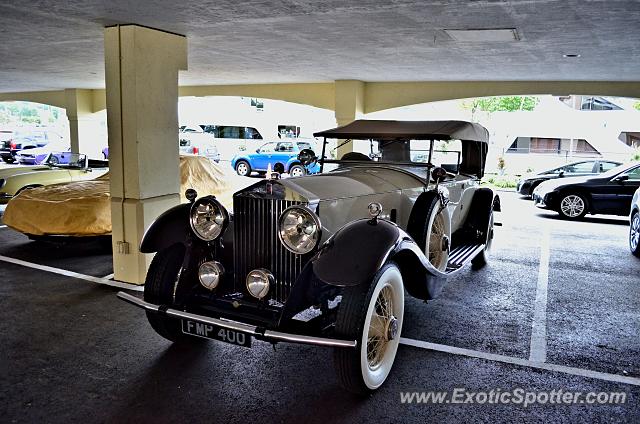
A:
[631,214,640,251]
[560,195,585,217]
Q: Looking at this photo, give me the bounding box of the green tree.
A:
[634,102,640,111]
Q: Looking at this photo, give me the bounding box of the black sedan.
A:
[516,160,622,197]
[533,162,640,219]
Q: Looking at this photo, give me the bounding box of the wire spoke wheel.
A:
[426,209,448,270]
[334,262,404,394]
[560,194,585,218]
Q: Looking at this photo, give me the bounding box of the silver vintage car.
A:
[118,120,500,394]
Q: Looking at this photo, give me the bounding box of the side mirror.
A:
[256,149,260,153]
[613,175,629,183]
[558,170,565,177]
[297,148,317,166]
[185,188,198,203]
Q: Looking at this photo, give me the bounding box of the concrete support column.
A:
[104,25,187,284]
[334,80,365,158]
[65,88,104,158]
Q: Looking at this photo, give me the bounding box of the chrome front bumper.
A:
[117,291,357,348]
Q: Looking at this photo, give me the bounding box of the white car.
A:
[179,125,220,163]
[630,187,640,257]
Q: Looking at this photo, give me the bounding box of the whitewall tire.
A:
[334,262,404,394]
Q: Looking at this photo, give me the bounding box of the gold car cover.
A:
[4,156,239,236]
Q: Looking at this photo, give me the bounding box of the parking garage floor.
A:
[1,191,639,423]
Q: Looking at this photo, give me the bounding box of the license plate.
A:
[181,319,252,347]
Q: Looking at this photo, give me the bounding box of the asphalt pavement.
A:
[1,191,639,423]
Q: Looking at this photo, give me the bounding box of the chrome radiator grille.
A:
[233,196,305,303]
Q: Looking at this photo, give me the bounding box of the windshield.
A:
[45,152,87,169]
[324,138,462,169]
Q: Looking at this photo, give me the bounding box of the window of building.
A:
[574,139,599,154]
[530,138,561,153]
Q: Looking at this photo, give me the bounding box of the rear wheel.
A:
[334,262,404,394]
[630,211,640,258]
[235,160,251,177]
[558,192,588,219]
[472,211,494,269]
[144,243,200,343]
[289,164,306,177]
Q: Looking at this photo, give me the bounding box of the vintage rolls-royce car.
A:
[118,120,501,394]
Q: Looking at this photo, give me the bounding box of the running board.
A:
[446,243,485,272]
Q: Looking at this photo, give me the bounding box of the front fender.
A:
[140,203,192,253]
[311,218,448,292]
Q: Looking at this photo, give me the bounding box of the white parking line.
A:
[102,273,115,280]
[400,337,640,387]
[0,225,7,229]
[0,255,143,292]
[529,226,550,363]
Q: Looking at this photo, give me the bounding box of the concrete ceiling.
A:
[1,0,639,92]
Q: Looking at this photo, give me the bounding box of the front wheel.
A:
[334,262,404,394]
[144,243,200,343]
[630,211,640,258]
[289,164,306,177]
[3,156,15,164]
[235,160,251,177]
[558,193,588,219]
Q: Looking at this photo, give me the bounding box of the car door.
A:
[273,142,294,169]
[612,165,640,213]
[251,142,277,170]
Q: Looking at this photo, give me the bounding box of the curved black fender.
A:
[140,203,192,253]
[309,218,448,300]
[460,188,499,244]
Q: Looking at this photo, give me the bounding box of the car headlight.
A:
[246,268,274,299]
[278,205,321,254]
[189,196,229,241]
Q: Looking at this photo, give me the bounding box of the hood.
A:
[0,165,49,179]
[235,166,406,203]
[280,167,406,201]
[534,175,599,194]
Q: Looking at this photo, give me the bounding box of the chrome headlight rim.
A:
[246,268,274,299]
[198,260,224,290]
[277,204,322,255]
[189,196,229,241]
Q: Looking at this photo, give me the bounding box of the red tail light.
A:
[192,146,199,155]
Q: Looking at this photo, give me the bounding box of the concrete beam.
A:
[334,80,365,158]
[2,80,640,117]
[364,81,640,114]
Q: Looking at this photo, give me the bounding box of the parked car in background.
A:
[3,156,249,238]
[517,160,622,197]
[16,141,71,165]
[230,140,320,176]
[0,153,107,204]
[533,162,640,219]
[630,187,640,257]
[117,119,500,394]
[179,125,220,163]
[0,129,65,163]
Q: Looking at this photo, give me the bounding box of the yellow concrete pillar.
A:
[334,80,365,158]
[65,89,105,158]
[104,25,187,284]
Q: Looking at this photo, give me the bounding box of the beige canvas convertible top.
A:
[3,156,240,236]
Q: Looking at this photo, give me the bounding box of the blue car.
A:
[231,140,320,177]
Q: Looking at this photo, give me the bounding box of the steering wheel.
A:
[297,149,318,166]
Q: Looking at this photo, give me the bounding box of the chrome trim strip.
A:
[117,292,357,348]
